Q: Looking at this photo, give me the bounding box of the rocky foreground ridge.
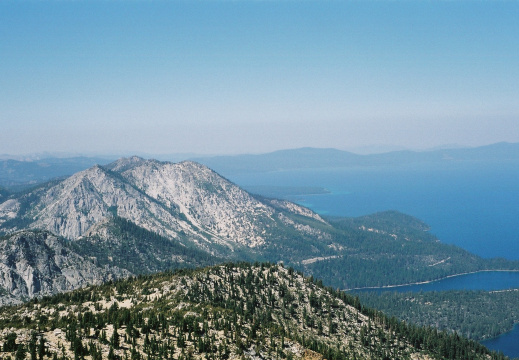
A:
[0,263,503,360]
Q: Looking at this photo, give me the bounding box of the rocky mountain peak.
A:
[114,158,278,248]
[1,157,330,252]
[104,155,147,172]
[0,157,343,305]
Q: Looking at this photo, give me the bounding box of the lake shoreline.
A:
[345,269,519,291]
[482,323,519,358]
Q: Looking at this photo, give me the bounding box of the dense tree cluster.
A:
[356,289,519,341]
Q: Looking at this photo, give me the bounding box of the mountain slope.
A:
[0,263,504,360]
[0,157,337,303]
[0,230,128,306]
[68,216,221,275]
[111,158,280,247]
[356,288,519,342]
[27,164,191,244]
[0,157,331,255]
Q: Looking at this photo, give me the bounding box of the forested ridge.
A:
[355,289,519,341]
[0,263,509,360]
[298,212,519,290]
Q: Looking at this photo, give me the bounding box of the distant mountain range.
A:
[1,156,517,305]
[2,142,518,190]
[193,142,519,175]
[0,156,113,189]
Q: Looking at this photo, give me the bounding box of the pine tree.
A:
[28,333,37,360]
[111,325,120,349]
[101,330,107,344]
[38,337,46,360]
[4,332,18,352]
[15,344,26,360]
[108,346,117,360]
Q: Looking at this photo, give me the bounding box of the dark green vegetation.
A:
[355,289,519,341]
[0,263,508,360]
[296,211,519,290]
[69,216,220,274]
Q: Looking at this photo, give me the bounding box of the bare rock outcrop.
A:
[0,230,128,305]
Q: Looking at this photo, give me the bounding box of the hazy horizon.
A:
[2,141,518,162]
[2,1,518,156]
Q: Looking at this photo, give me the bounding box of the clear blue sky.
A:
[1,0,518,156]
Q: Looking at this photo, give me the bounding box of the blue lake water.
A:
[353,271,519,358]
[482,324,519,359]
[228,160,519,358]
[231,161,519,260]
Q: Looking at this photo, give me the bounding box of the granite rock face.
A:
[0,230,128,305]
[114,159,276,247]
[1,157,329,251]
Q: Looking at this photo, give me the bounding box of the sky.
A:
[1,0,518,156]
